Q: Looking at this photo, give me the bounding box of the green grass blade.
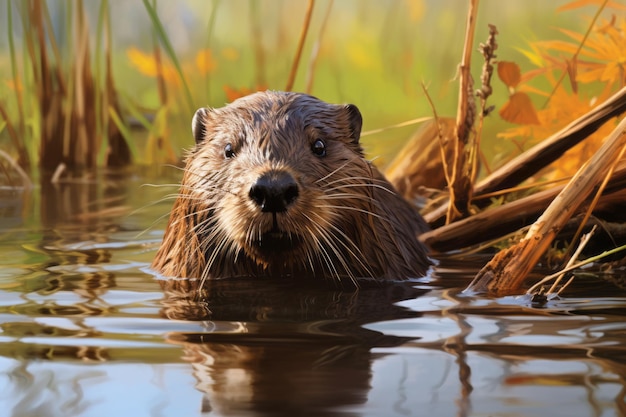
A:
[109,106,140,161]
[141,0,194,111]
[6,0,29,168]
[118,92,154,132]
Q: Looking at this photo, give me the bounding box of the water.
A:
[1,169,625,417]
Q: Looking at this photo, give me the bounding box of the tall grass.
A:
[0,0,132,179]
[0,1,595,180]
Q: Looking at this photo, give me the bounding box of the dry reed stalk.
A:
[0,150,32,190]
[0,104,24,165]
[72,0,94,169]
[153,43,168,106]
[250,1,267,88]
[386,117,455,201]
[446,0,478,223]
[473,24,497,181]
[565,134,626,257]
[6,1,30,169]
[466,115,626,295]
[304,0,333,94]
[102,1,129,167]
[30,0,66,172]
[285,0,315,92]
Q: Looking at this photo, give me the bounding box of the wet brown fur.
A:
[152,91,430,287]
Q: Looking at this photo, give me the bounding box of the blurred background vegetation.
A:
[0,0,621,182]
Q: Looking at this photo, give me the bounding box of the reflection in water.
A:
[161,278,427,416]
[0,173,626,416]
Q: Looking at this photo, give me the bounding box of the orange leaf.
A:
[499,92,540,125]
[497,61,522,89]
[558,0,626,12]
[5,79,23,92]
[223,85,268,103]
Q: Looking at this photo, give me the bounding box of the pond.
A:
[1,168,625,417]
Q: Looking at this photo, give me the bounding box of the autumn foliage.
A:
[496,1,625,180]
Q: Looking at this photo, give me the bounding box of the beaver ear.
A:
[192,107,214,144]
[343,104,362,144]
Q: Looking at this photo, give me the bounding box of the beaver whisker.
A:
[319,175,391,188]
[304,219,350,285]
[317,192,378,205]
[299,224,331,277]
[193,216,218,239]
[304,211,372,283]
[301,238,318,278]
[323,182,397,196]
[153,193,208,206]
[314,158,355,184]
[321,222,375,281]
[170,168,240,197]
[141,183,193,191]
[313,204,388,222]
[190,183,238,197]
[199,229,235,288]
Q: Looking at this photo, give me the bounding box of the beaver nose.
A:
[249,172,299,213]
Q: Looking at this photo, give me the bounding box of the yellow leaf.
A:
[127,47,158,77]
[516,45,545,68]
[499,92,540,125]
[404,0,425,22]
[195,49,217,74]
[221,47,240,61]
[497,61,521,88]
[126,47,179,84]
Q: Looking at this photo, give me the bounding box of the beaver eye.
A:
[311,139,326,157]
[224,143,235,158]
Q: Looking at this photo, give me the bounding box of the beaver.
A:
[152,91,430,287]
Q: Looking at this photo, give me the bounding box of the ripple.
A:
[46,261,149,274]
[19,336,167,349]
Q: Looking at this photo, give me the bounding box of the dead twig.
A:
[0,150,33,189]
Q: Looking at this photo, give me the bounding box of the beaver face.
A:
[186,91,365,273]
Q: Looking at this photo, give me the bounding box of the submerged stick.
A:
[466,116,626,295]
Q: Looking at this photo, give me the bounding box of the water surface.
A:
[1,169,625,417]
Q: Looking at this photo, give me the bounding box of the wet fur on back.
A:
[152,91,430,286]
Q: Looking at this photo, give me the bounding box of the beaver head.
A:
[153,91,430,286]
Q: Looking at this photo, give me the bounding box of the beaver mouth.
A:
[252,229,303,256]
